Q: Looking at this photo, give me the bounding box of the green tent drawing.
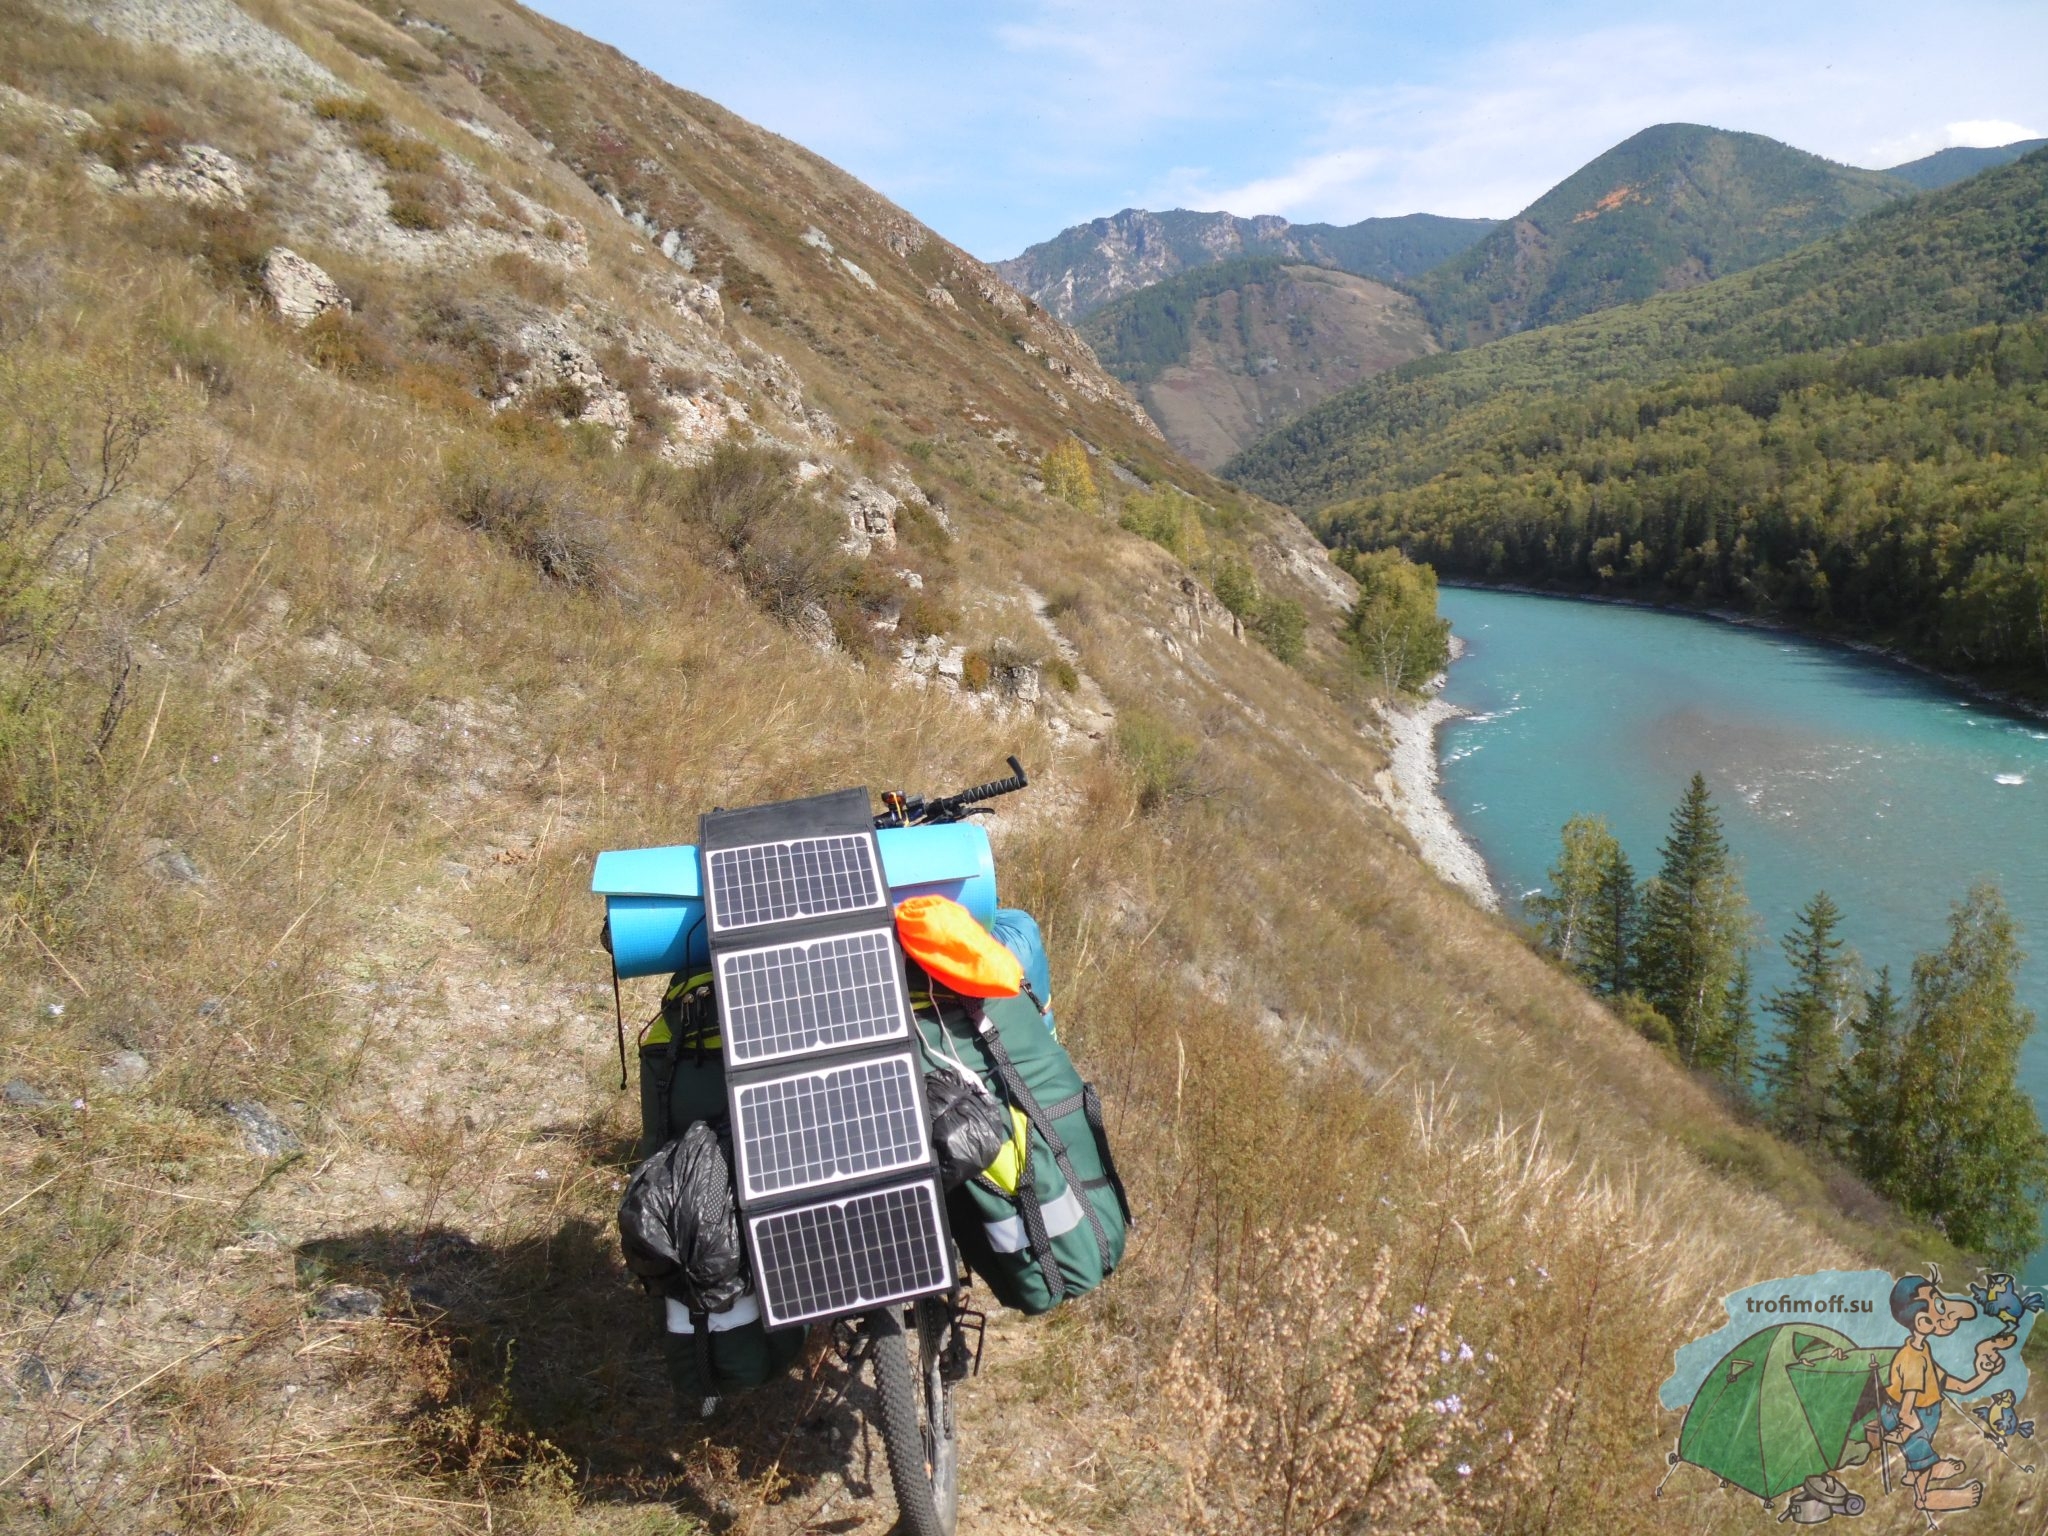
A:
[1675,1323,1895,1500]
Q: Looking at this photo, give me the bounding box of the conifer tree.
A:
[1528,815,1618,976]
[1638,774,1753,1070]
[1840,967,1906,1189]
[1762,892,1854,1147]
[1719,954,1758,1099]
[1887,884,2048,1266]
[1584,844,1639,997]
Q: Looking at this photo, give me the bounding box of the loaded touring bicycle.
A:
[593,760,1130,1535]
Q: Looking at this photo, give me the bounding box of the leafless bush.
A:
[1164,1224,1557,1536]
[440,455,612,588]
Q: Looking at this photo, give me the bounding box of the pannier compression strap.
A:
[973,1011,1114,1272]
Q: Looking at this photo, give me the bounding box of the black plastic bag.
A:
[926,1065,1010,1190]
[618,1120,747,1313]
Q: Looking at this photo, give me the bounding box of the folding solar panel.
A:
[700,788,953,1328]
[731,1050,930,1201]
[748,1177,952,1329]
[714,926,909,1066]
[705,833,884,934]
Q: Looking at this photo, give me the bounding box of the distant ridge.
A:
[1883,137,2048,190]
[1078,257,1437,467]
[1411,123,1914,348]
[1225,145,2048,510]
[993,209,1493,321]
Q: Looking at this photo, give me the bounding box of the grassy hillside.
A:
[993,208,1494,321]
[1226,146,2048,511]
[1411,123,1914,348]
[1885,136,2048,190]
[0,1,2009,1533]
[1080,258,1437,466]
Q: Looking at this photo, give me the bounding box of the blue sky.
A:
[526,1,2047,262]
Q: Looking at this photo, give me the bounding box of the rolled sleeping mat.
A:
[991,908,1057,1037]
[593,821,997,978]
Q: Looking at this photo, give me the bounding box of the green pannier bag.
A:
[636,970,803,1407]
[913,989,1130,1315]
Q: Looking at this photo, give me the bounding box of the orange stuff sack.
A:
[894,895,1023,999]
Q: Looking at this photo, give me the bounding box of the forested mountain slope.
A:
[1410,122,1914,348]
[1227,147,2048,509]
[1324,322,2048,690]
[994,207,1493,320]
[0,0,2007,1531]
[1885,135,2048,190]
[1080,257,1438,466]
[1228,149,2048,693]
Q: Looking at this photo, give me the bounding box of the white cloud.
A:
[1135,16,2048,225]
[1945,118,2043,147]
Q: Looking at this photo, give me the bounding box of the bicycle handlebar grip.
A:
[955,756,1028,806]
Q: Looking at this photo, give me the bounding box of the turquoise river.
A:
[1434,586,2048,1285]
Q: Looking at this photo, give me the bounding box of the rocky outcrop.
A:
[841,477,899,555]
[134,143,246,205]
[1171,575,1245,642]
[261,247,348,326]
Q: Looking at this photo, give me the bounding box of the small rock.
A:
[312,1284,383,1320]
[793,602,837,653]
[14,1354,54,1397]
[3,1079,48,1108]
[222,1099,301,1158]
[99,1051,149,1092]
[839,257,877,291]
[261,247,349,328]
[142,839,204,885]
[925,283,958,310]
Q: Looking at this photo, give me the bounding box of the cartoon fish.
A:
[1968,1271,2046,1330]
[1968,1389,2036,1445]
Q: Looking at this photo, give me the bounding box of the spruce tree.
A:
[1887,884,2048,1266]
[1584,844,1639,997]
[1638,774,1752,1070]
[1840,967,1905,1189]
[1762,892,1853,1147]
[1528,815,1619,977]
[1719,954,1758,1100]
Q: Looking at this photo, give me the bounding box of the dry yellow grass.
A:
[0,2,2028,1534]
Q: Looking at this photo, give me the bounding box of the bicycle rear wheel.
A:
[865,1297,959,1536]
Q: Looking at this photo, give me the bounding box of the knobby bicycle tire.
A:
[865,1299,959,1536]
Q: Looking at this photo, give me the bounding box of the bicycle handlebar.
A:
[878,756,1029,826]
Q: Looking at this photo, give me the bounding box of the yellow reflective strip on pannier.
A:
[983,1106,1031,1195]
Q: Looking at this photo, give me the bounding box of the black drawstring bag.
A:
[925,1064,1010,1190]
[618,1120,747,1314]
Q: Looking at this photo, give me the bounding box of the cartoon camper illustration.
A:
[1660,1269,2040,1522]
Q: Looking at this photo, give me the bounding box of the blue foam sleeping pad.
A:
[992,908,1057,1038]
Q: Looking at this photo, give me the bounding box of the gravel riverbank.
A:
[1374,635,1499,911]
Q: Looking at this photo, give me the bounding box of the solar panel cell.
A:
[733,1053,929,1199]
[706,834,882,932]
[749,1180,951,1327]
[716,928,907,1064]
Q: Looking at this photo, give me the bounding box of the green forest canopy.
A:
[1318,320,2048,686]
